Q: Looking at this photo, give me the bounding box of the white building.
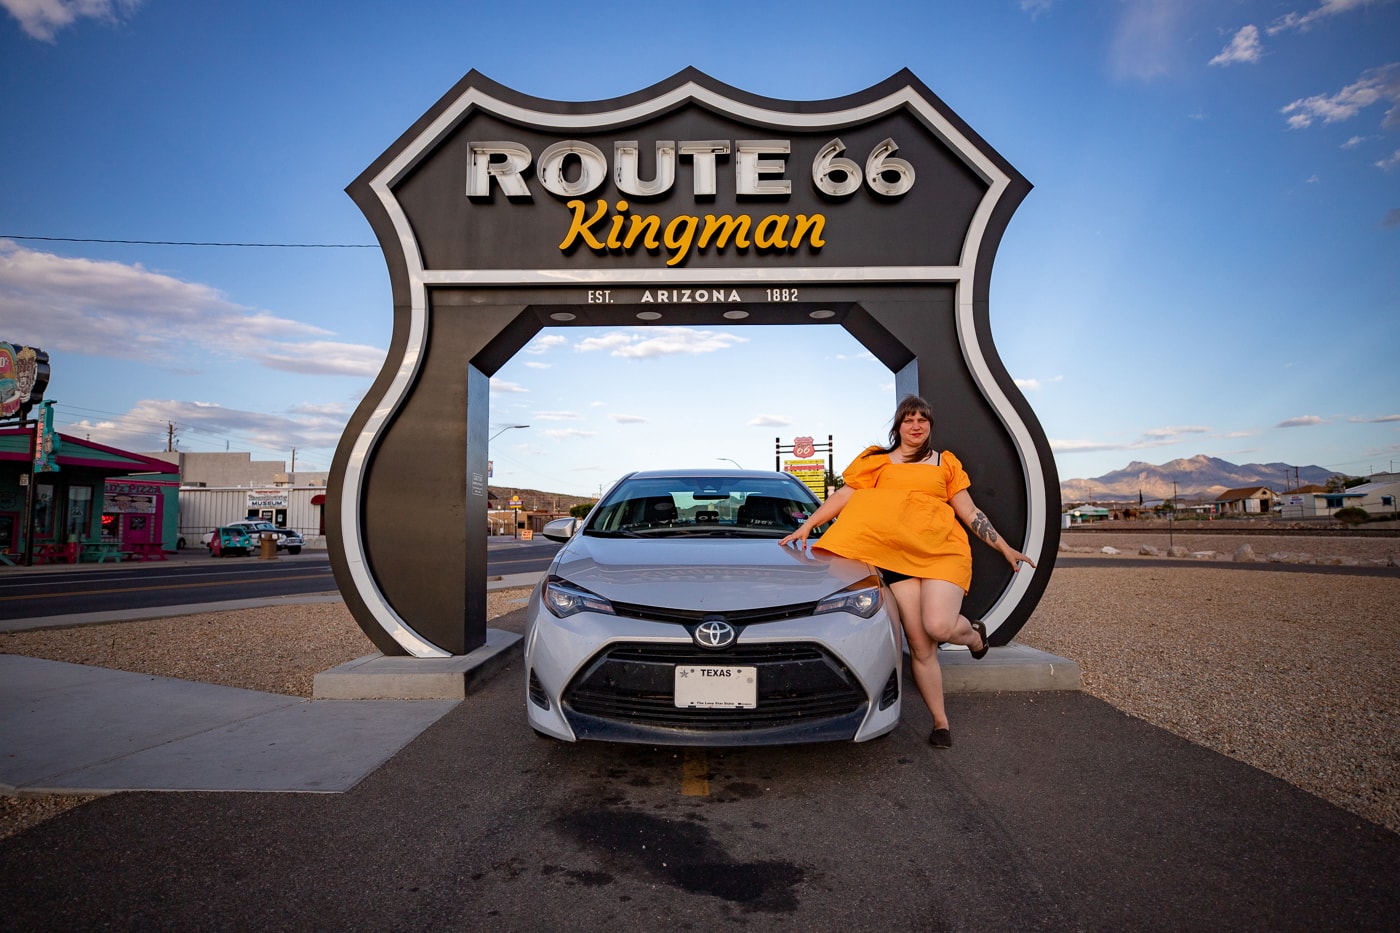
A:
[142,451,330,549]
[1344,474,1400,519]
[177,485,329,549]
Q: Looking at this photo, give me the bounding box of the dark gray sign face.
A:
[330,68,1059,658]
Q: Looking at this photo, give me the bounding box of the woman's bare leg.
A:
[919,579,983,651]
[888,578,950,730]
[889,578,984,733]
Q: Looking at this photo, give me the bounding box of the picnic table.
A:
[34,542,78,564]
[83,541,124,563]
[123,542,168,561]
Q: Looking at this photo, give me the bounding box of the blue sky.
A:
[2,0,1397,497]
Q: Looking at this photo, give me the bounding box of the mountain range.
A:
[1060,455,1336,503]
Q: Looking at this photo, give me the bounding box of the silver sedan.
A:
[524,469,902,745]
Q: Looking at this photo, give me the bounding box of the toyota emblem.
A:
[693,617,736,650]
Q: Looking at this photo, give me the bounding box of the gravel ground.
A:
[3,541,1397,839]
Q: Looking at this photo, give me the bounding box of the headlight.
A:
[813,575,883,619]
[544,577,616,618]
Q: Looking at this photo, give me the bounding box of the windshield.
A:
[586,474,826,537]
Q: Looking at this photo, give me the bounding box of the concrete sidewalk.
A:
[0,654,457,794]
[0,573,542,796]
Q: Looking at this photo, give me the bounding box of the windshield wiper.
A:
[583,528,646,538]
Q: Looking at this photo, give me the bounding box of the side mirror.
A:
[541,517,579,543]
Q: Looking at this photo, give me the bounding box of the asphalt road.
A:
[0,540,563,622]
[4,643,1397,930]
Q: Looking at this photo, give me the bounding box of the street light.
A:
[489,425,529,537]
[490,423,530,442]
[717,457,743,469]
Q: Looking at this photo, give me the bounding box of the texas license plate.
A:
[674,665,757,709]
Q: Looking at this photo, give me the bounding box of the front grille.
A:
[609,600,818,626]
[563,641,867,731]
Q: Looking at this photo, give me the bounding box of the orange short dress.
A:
[813,446,973,591]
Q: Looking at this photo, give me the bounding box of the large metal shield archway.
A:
[328,68,1060,658]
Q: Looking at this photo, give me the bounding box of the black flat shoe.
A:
[969,619,989,660]
[929,727,952,749]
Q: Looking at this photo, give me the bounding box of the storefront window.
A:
[34,484,55,539]
[66,486,93,541]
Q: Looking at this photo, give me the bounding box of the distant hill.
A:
[1060,454,1335,503]
[488,485,594,513]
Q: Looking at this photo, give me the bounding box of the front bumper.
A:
[524,594,901,746]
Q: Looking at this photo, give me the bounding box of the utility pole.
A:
[1169,480,1177,550]
[167,421,175,452]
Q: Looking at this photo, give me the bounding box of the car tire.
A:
[288,546,302,555]
[177,536,187,549]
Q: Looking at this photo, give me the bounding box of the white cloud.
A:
[1051,425,1214,454]
[748,414,792,427]
[523,361,550,369]
[1142,425,1211,440]
[1377,149,1400,169]
[1049,438,1133,453]
[574,327,747,359]
[533,410,582,421]
[543,428,598,439]
[489,378,528,394]
[1210,25,1263,67]
[1108,0,1190,80]
[1,0,142,42]
[1342,135,1367,148]
[1267,0,1377,36]
[1281,63,1400,129]
[1277,415,1326,427]
[59,397,345,465]
[0,240,383,376]
[255,340,385,377]
[1351,413,1400,422]
[523,334,567,354]
[609,414,647,424]
[1019,0,1052,17]
[1015,375,1062,391]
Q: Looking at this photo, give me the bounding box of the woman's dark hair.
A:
[864,395,934,461]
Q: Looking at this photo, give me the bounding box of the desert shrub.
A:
[1334,506,1370,526]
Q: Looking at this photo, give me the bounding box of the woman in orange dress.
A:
[779,395,1034,748]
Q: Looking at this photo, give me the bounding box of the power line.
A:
[2,234,375,249]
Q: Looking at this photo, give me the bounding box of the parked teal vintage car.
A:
[207,525,254,557]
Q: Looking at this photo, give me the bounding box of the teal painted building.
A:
[0,426,180,564]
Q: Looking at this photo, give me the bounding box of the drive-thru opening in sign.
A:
[327,68,1059,658]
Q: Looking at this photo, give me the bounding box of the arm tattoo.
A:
[970,510,1000,546]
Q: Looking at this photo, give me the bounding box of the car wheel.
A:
[288,546,302,555]
[177,536,187,549]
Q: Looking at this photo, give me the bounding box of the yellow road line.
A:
[0,573,334,603]
[681,747,710,797]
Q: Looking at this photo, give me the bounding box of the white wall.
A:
[178,486,327,548]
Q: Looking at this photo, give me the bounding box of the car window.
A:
[586,476,822,536]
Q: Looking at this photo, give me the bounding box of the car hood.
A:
[551,535,874,611]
